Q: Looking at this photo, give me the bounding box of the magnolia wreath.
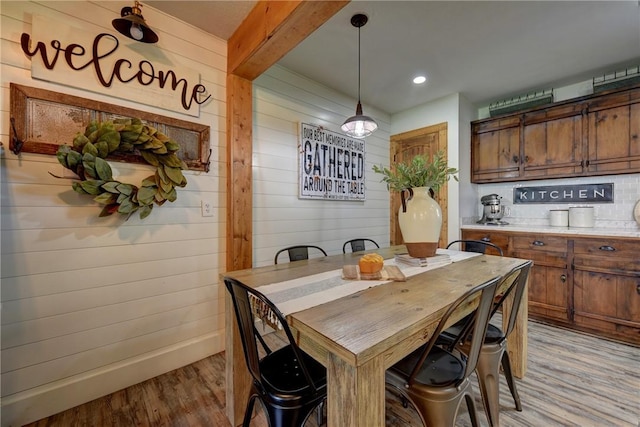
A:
[56,118,187,220]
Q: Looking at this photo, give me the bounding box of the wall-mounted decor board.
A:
[9,83,211,171]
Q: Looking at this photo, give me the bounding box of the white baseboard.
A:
[1,332,225,427]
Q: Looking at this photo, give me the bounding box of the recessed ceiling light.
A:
[413,75,427,85]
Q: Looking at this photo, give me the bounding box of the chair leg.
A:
[475,345,503,427]
[501,351,522,411]
[465,393,480,427]
[316,399,325,425]
[243,394,258,427]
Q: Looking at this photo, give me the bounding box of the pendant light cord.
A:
[357,24,361,103]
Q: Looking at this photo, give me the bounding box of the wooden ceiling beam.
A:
[228,1,349,80]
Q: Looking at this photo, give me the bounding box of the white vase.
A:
[398,187,442,258]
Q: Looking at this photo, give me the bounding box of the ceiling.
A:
[149,1,640,115]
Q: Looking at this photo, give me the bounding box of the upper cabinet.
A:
[471,83,640,183]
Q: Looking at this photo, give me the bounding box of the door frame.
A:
[389,122,449,249]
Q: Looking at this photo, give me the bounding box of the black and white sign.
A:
[299,123,366,200]
[514,183,614,204]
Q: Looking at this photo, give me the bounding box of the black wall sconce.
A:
[112,1,158,43]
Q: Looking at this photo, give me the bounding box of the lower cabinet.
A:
[461,229,640,345]
[511,235,570,323]
[572,238,640,344]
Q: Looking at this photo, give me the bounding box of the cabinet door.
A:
[512,235,570,322]
[522,104,585,179]
[587,89,640,174]
[573,271,640,345]
[471,117,521,182]
[572,237,640,344]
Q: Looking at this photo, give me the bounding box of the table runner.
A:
[258,249,480,317]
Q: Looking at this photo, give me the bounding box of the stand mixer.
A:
[477,194,509,225]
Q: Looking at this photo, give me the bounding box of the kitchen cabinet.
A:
[521,103,585,179]
[461,229,640,345]
[572,238,640,344]
[586,87,640,174]
[471,116,521,182]
[510,235,570,323]
[471,83,640,183]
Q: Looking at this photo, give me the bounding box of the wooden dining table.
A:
[223,246,531,427]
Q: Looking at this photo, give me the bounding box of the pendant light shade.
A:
[341,14,377,139]
[112,1,158,43]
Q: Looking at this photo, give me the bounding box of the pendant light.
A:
[112,1,159,44]
[341,13,378,139]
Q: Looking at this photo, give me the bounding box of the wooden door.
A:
[389,123,448,249]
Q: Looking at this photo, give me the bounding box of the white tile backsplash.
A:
[473,174,640,230]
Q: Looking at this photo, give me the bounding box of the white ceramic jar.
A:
[549,209,569,227]
[569,206,595,228]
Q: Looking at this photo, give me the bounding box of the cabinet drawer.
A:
[512,235,568,253]
[460,230,509,254]
[573,238,640,273]
[573,238,638,258]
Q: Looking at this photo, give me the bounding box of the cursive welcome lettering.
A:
[21,32,211,111]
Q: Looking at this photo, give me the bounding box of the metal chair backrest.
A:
[274,245,328,264]
[492,261,533,340]
[446,239,504,256]
[223,276,320,394]
[406,275,500,387]
[342,238,380,253]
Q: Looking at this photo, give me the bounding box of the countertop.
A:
[461,223,640,239]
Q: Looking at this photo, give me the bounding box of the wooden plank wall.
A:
[0,2,226,425]
[252,65,392,266]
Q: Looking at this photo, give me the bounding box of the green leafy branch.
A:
[55,118,188,220]
[372,150,458,193]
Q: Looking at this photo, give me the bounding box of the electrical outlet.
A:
[201,200,213,217]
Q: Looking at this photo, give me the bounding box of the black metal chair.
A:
[274,245,327,264]
[446,239,504,256]
[438,261,533,426]
[342,238,380,253]
[224,276,327,427]
[385,275,501,427]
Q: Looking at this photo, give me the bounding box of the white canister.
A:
[549,209,569,227]
[569,206,595,228]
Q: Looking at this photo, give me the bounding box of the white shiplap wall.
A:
[252,65,392,267]
[0,2,226,425]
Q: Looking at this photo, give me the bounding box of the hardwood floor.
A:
[25,318,639,427]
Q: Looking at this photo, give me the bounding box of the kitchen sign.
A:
[514,183,614,204]
[21,15,210,117]
[299,123,366,200]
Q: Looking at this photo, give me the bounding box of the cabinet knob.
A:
[512,155,519,164]
[637,283,640,295]
[560,274,567,283]
[599,245,616,252]
[532,240,545,246]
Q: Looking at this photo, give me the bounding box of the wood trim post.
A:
[225,3,348,426]
[225,0,348,272]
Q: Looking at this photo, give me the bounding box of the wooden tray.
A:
[342,265,406,281]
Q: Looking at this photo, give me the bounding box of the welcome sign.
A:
[299,123,366,200]
[514,183,614,203]
[24,15,210,116]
